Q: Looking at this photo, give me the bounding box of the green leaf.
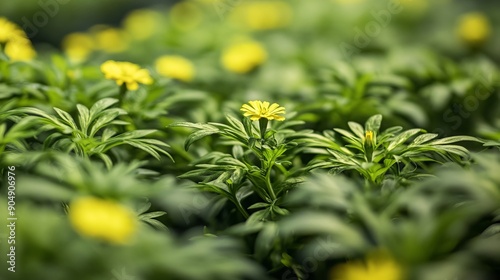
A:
[53,107,77,130]
[225,114,246,135]
[411,133,439,145]
[334,128,358,142]
[101,128,117,142]
[433,144,470,158]
[169,122,215,130]
[89,109,125,137]
[429,136,483,145]
[118,130,156,139]
[365,114,382,132]
[96,153,113,169]
[255,222,278,260]
[247,209,269,225]
[142,218,169,231]
[76,104,91,134]
[279,212,366,247]
[248,202,270,210]
[140,211,167,220]
[387,128,424,151]
[348,121,365,138]
[89,98,119,118]
[185,128,219,151]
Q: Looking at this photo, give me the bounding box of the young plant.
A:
[15,98,172,168]
[171,100,306,222]
[302,114,483,186]
[0,100,39,158]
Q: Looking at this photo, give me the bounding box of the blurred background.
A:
[1,0,499,55]
[1,0,500,137]
[1,1,500,280]
[0,0,173,45]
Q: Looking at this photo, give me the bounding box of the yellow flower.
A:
[228,1,292,30]
[123,9,160,41]
[365,130,374,144]
[62,32,94,63]
[221,40,267,74]
[331,251,404,280]
[0,17,26,43]
[92,26,129,53]
[0,17,36,61]
[155,55,195,82]
[170,1,203,31]
[68,197,137,244]
[4,38,36,61]
[101,60,153,90]
[241,100,286,121]
[457,12,491,45]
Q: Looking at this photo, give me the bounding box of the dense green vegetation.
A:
[1,1,499,279]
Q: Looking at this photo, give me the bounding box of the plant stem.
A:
[234,198,249,219]
[118,84,127,107]
[259,118,268,141]
[265,162,277,201]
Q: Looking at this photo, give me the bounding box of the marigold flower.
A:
[221,40,267,74]
[62,32,94,63]
[68,197,137,244]
[123,9,160,41]
[0,17,36,61]
[457,12,491,45]
[101,60,153,90]
[4,38,36,61]
[331,251,404,280]
[228,1,292,30]
[92,26,129,53]
[155,55,195,82]
[365,130,374,144]
[241,100,285,121]
[0,17,26,43]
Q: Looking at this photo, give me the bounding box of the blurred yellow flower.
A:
[241,100,286,121]
[101,60,153,90]
[170,1,203,30]
[365,130,374,143]
[0,17,26,43]
[457,12,491,45]
[155,55,195,82]
[92,26,129,53]
[4,38,36,61]
[123,9,160,41]
[0,17,36,61]
[62,32,94,63]
[229,1,292,30]
[400,0,430,17]
[331,251,404,280]
[335,0,365,4]
[69,197,137,244]
[221,40,267,74]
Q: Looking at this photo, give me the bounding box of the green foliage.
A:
[14,98,172,168]
[280,153,500,278]
[171,114,306,222]
[303,114,483,186]
[1,1,500,279]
